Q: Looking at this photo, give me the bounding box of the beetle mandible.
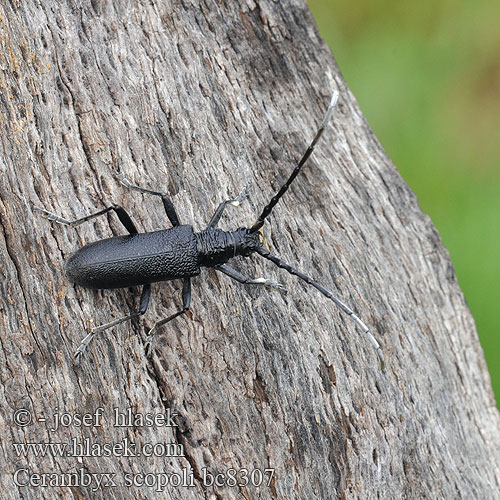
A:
[35,90,385,369]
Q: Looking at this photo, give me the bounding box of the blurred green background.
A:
[308,0,499,405]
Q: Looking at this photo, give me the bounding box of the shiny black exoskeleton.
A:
[35,91,385,369]
[65,225,262,289]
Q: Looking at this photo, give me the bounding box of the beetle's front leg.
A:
[206,189,248,229]
[145,277,191,357]
[215,264,287,292]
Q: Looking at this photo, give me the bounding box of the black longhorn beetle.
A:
[35,90,385,369]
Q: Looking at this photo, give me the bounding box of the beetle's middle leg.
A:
[145,277,191,356]
[117,170,180,227]
[74,284,151,361]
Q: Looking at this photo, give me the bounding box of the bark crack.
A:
[147,359,209,499]
[0,216,38,352]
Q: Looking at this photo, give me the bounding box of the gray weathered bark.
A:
[1,1,499,499]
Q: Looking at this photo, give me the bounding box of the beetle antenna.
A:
[255,247,385,370]
[249,90,339,234]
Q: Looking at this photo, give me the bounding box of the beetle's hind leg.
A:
[74,284,151,362]
[145,277,191,357]
[34,205,139,235]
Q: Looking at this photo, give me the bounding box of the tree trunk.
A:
[1,1,499,499]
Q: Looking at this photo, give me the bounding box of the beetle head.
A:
[234,227,263,256]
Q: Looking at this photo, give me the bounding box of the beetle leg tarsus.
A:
[33,207,72,225]
[145,278,191,356]
[206,189,249,229]
[229,189,249,207]
[74,331,95,363]
[250,277,287,292]
[117,168,181,227]
[73,285,151,360]
[215,264,287,293]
